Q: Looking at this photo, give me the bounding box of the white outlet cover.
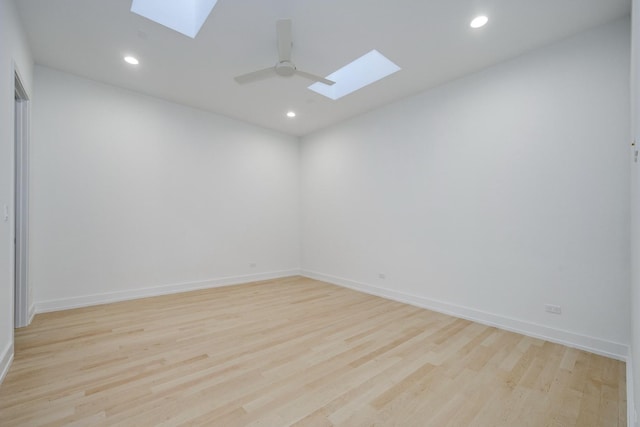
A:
[544,304,562,314]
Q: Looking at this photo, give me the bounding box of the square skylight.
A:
[131,0,218,38]
[308,50,401,100]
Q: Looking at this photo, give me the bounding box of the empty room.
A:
[1,0,639,425]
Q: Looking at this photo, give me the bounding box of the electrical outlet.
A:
[378,273,386,279]
[544,304,562,315]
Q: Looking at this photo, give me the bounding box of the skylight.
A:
[308,50,401,100]
[131,0,218,38]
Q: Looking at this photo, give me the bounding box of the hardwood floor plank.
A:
[0,276,626,426]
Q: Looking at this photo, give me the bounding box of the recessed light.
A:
[286,111,296,118]
[124,56,139,65]
[470,15,488,29]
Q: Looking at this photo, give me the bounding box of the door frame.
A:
[14,68,31,328]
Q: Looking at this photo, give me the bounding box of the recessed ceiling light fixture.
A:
[286,111,296,118]
[131,0,219,38]
[124,56,139,65]
[470,15,489,29]
[308,50,401,101]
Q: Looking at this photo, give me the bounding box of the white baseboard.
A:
[35,269,301,314]
[0,341,14,386]
[28,303,36,324]
[301,270,628,361]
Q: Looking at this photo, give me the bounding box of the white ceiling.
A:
[16,0,631,136]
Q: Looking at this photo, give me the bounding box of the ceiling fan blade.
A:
[234,67,277,84]
[277,19,292,62]
[295,70,336,86]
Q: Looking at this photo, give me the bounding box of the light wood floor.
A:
[0,276,626,426]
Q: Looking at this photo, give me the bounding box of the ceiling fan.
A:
[234,19,335,86]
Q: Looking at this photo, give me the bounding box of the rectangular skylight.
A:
[131,0,218,38]
[308,50,401,100]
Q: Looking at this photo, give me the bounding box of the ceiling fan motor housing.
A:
[276,61,296,77]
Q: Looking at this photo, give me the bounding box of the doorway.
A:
[14,71,30,328]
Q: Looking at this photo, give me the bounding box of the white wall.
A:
[301,18,631,358]
[0,0,33,382]
[31,67,300,309]
[630,0,639,424]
